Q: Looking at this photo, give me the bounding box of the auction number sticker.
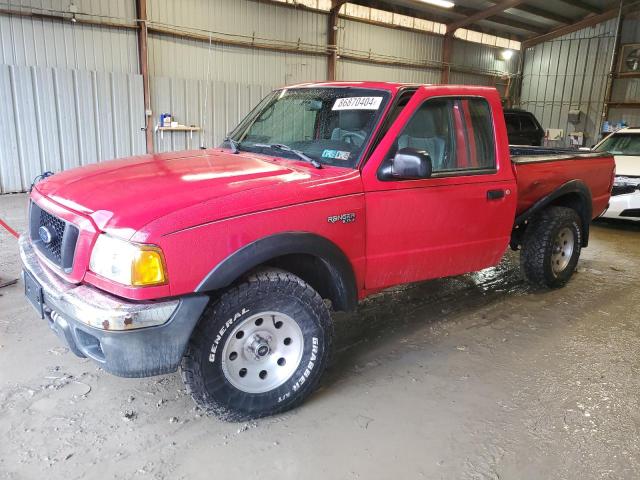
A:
[332,96,383,110]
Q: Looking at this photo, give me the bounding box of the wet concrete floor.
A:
[1,192,640,479]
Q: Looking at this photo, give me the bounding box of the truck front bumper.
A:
[19,235,209,377]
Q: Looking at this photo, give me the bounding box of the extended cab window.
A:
[387,97,495,175]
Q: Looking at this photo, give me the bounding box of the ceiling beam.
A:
[522,8,618,48]
[512,4,574,24]
[485,15,549,34]
[446,0,524,33]
[346,0,525,40]
[556,0,603,14]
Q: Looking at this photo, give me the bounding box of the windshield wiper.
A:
[224,136,240,154]
[256,143,322,169]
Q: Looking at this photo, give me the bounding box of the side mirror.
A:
[391,148,432,179]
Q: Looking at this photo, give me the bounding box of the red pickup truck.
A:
[20,82,614,420]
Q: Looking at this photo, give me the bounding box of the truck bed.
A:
[510,146,614,218]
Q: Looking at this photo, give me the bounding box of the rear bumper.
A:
[20,235,209,377]
[601,191,640,222]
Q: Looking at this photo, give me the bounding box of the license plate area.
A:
[24,269,44,319]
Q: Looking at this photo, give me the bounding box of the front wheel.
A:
[520,206,582,288]
[181,269,333,421]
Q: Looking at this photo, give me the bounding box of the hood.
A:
[36,149,362,238]
[614,155,640,177]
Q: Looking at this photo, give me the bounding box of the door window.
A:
[385,97,496,175]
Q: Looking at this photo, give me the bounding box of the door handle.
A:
[487,189,505,200]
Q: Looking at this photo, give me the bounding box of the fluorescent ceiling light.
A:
[417,0,455,8]
[500,49,514,60]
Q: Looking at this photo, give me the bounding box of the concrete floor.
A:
[1,192,640,480]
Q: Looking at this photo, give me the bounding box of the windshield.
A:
[595,133,640,156]
[226,87,391,168]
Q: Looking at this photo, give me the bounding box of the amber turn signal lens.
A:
[132,249,167,286]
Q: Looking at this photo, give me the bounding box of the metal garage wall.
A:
[337,18,516,85]
[150,76,273,152]
[609,17,640,127]
[147,0,327,84]
[0,1,143,193]
[337,58,440,83]
[0,64,146,193]
[449,39,519,89]
[338,17,442,66]
[0,0,138,73]
[146,0,327,152]
[518,19,617,147]
[148,34,326,87]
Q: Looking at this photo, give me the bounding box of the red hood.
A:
[36,149,362,239]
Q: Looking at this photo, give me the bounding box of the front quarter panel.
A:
[157,194,367,298]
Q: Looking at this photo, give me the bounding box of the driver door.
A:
[361,87,517,291]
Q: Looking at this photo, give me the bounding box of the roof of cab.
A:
[617,127,640,134]
[280,81,500,96]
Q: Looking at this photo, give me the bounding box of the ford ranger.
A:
[20,82,615,421]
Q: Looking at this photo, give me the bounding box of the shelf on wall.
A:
[155,125,201,139]
[606,102,640,109]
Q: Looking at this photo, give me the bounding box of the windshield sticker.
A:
[332,96,383,111]
[322,149,351,161]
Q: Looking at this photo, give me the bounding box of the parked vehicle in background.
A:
[504,108,545,146]
[594,127,640,222]
[20,82,614,421]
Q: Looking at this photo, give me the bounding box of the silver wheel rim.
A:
[221,311,304,394]
[551,227,575,276]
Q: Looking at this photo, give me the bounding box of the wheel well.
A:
[195,233,359,312]
[510,192,591,250]
[261,254,352,311]
[550,193,587,222]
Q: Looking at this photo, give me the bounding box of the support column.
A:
[136,0,153,154]
[441,33,454,84]
[327,1,344,81]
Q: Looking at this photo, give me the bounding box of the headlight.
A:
[89,235,168,287]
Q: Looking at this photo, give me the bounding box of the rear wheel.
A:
[181,269,333,421]
[520,206,582,288]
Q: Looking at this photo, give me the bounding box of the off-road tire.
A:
[181,269,333,421]
[520,206,582,288]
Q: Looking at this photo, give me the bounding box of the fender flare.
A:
[195,232,358,311]
[515,179,593,247]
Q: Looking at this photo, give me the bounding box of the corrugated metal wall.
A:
[337,18,517,84]
[146,0,328,84]
[0,64,145,193]
[337,59,440,83]
[151,76,273,152]
[609,17,640,127]
[0,0,144,193]
[145,0,327,152]
[518,19,617,147]
[338,18,443,64]
[0,0,138,72]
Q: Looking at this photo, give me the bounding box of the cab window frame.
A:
[378,95,498,181]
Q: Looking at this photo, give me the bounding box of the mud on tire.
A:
[180,269,333,421]
[520,206,582,289]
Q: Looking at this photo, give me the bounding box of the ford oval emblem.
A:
[38,225,54,244]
